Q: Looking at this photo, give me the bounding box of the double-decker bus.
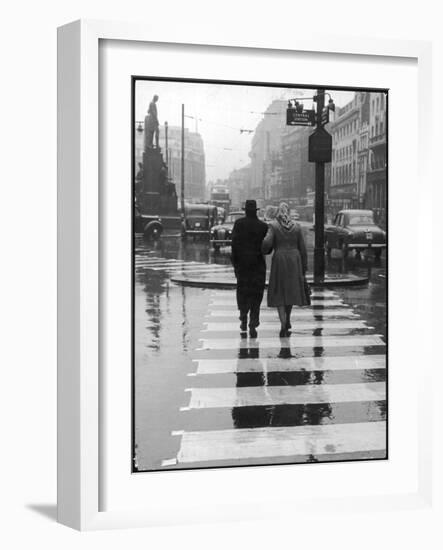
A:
[210,186,231,212]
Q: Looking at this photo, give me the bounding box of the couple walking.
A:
[231,200,309,338]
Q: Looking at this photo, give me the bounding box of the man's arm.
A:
[231,220,241,268]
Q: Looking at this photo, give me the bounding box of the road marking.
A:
[206,309,360,319]
[136,262,205,270]
[201,320,370,331]
[196,334,384,350]
[182,382,385,409]
[211,290,339,298]
[172,421,386,464]
[144,264,232,272]
[210,298,345,306]
[161,458,178,467]
[166,265,233,273]
[134,258,183,265]
[189,355,386,375]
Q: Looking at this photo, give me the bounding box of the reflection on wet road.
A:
[134,231,387,471]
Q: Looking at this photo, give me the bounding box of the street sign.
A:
[308,127,332,163]
[286,108,315,126]
[321,106,329,126]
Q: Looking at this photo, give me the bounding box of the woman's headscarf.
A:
[276,202,294,230]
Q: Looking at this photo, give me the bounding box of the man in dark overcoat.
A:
[231,200,268,338]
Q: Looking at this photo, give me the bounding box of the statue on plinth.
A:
[144,94,160,149]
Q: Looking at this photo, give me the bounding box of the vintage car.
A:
[210,211,244,250]
[181,203,218,239]
[134,203,163,240]
[324,209,386,258]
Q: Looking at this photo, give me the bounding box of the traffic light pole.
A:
[314,89,326,284]
[181,104,185,215]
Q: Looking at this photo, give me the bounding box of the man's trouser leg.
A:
[249,288,264,329]
[236,284,249,327]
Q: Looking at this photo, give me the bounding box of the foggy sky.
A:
[135,80,356,183]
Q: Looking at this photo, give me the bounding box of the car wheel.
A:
[151,228,161,241]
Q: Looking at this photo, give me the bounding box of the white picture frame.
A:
[57,19,435,531]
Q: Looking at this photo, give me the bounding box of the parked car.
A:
[210,211,244,250]
[290,208,300,221]
[181,203,218,240]
[324,209,386,258]
[134,203,163,240]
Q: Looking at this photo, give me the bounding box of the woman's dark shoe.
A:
[249,327,258,338]
[240,319,247,332]
[279,328,289,338]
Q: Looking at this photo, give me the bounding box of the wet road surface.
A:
[134,227,387,471]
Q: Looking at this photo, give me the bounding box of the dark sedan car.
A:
[210,211,244,250]
[325,209,386,258]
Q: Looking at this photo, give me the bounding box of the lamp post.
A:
[313,89,326,283]
[181,104,185,215]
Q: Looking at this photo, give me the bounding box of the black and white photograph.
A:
[132,77,387,472]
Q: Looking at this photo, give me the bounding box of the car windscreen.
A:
[186,209,209,217]
[347,215,374,225]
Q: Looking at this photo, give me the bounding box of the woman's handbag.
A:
[303,276,311,305]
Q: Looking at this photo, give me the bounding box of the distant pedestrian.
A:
[262,202,309,337]
[231,200,268,338]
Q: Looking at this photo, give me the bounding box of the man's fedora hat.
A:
[243,199,259,211]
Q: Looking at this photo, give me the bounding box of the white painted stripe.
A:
[166,265,233,273]
[210,298,345,306]
[174,421,386,464]
[135,259,182,265]
[148,265,232,273]
[161,458,178,467]
[207,309,359,319]
[135,264,189,269]
[183,382,385,409]
[190,355,386,375]
[202,320,369,331]
[211,290,339,298]
[196,335,384,350]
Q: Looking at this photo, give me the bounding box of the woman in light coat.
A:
[262,202,309,337]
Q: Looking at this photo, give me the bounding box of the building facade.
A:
[226,165,252,209]
[329,93,362,211]
[248,99,287,207]
[280,126,315,204]
[159,125,206,202]
[329,91,386,222]
[366,92,387,225]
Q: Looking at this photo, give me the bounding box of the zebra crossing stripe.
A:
[211,289,338,299]
[196,334,384,350]
[207,309,360,319]
[202,320,371,332]
[167,421,386,465]
[135,259,182,265]
[145,264,232,272]
[166,265,233,273]
[182,382,385,409]
[209,298,345,306]
[136,262,199,269]
[189,355,386,375]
